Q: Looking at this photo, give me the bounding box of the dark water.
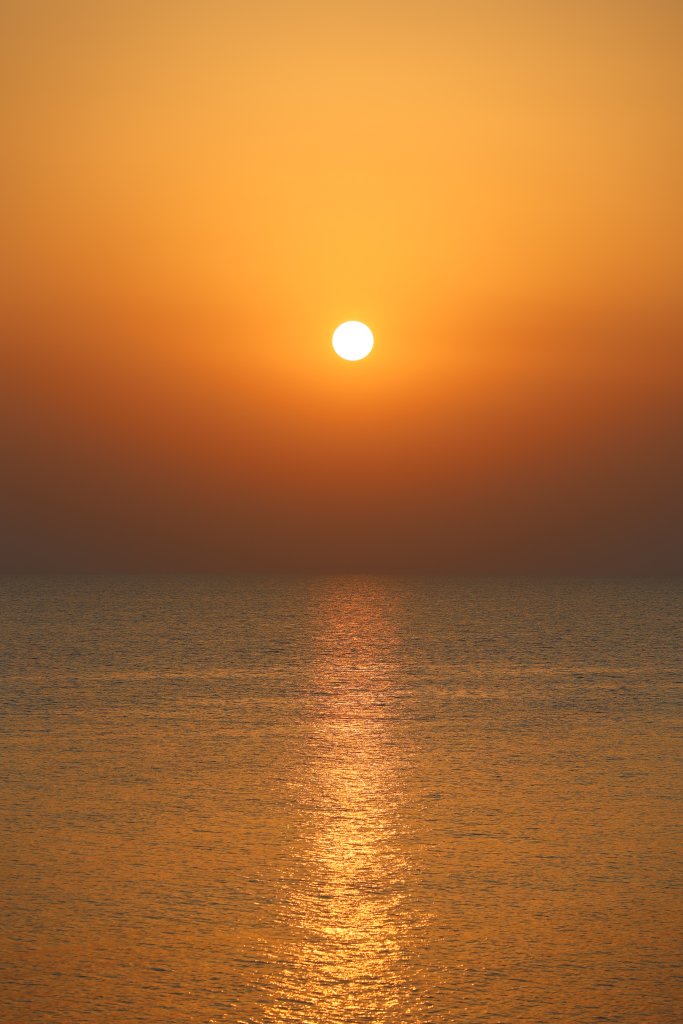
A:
[1,575,681,1023]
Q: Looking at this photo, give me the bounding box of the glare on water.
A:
[257,585,426,1022]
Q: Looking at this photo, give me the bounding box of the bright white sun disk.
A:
[332,321,374,361]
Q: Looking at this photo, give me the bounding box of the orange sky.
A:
[1,0,682,571]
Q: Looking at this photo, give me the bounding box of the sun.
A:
[332,321,374,361]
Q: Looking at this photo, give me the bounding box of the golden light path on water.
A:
[255,582,428,1023]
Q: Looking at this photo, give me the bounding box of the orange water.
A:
[1,576,681,1022]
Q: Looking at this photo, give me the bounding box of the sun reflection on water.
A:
[257,580,427,1023]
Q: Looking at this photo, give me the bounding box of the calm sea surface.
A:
[1,576,681,1023]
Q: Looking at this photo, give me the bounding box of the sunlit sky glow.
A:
[1,0,681,572]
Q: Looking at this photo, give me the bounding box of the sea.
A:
[1,575,681,1023]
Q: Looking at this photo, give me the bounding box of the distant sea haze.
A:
[1,575,681,1023]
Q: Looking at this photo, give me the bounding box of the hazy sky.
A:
[1,0,681,571]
